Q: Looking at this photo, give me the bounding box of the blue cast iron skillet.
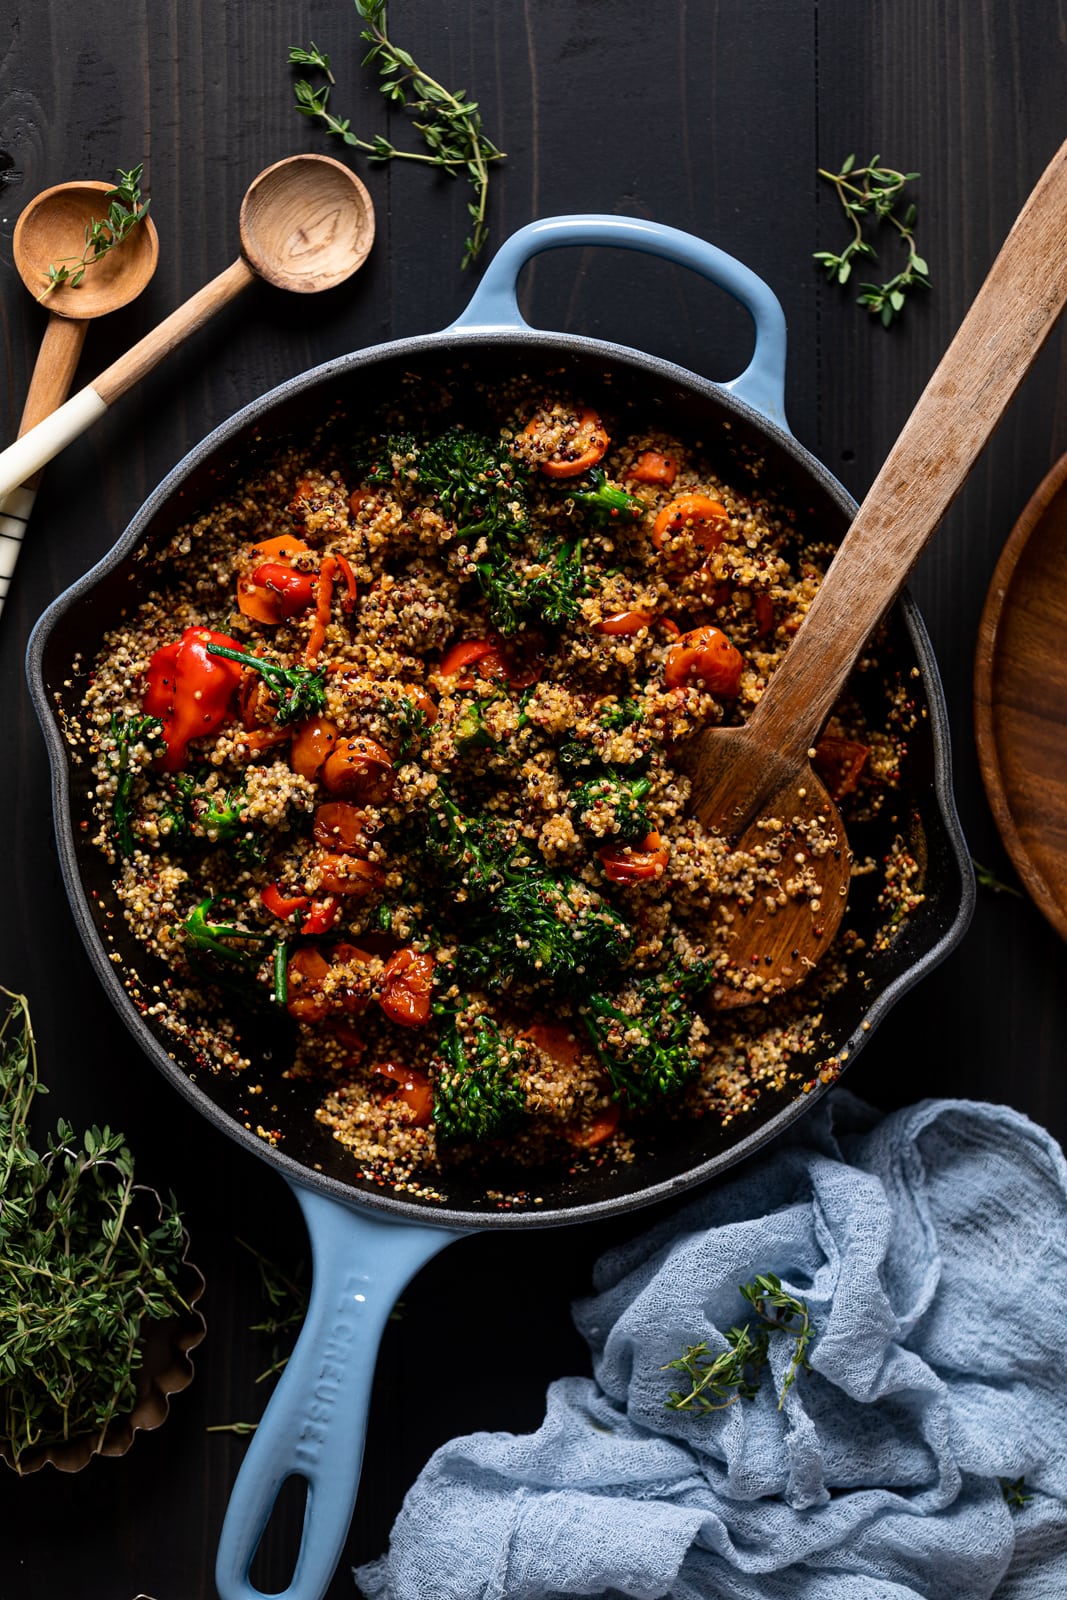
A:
[27,216,974,1600]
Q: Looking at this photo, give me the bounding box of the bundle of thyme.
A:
[0,990,190,1470]
[40,164,150,300]
[290,0,504,268]
[814,154,930,327]
[663,1273,815,1413]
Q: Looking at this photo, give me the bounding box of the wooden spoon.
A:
[685,136,1067,1008]
[0,154,375,504]
[0,179,159,613]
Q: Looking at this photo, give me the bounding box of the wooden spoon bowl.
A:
[13,179,159,319]
[239,153,375,293]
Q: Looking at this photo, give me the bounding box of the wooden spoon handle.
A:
[748,136,1067,762]
[0,256,254,504]
[0,315,89,610]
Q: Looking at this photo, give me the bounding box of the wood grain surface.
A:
[2,4,1067,1597]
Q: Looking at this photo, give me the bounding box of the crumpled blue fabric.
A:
[354,1092,1067,1599]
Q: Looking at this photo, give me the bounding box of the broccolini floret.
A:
[458,869,632,991]
[161,774,263,862]
[432,1007,526,1144]
[568,773,652,840]
[368,426,529,545]
[476,536,586,635]
[582,959,716,1108]
[561,465,644,526]
[205,643,327,725]
[105,712,165,857]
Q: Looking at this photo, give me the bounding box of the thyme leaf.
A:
[40,164,151,301]
[815,155,929,327]
[664,1273,814,1413]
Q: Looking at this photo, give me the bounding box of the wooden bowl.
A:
[975,450,1067,939]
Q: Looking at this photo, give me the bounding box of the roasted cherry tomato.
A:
[625,450,677,487]
[378,948,435,1028]
[652,493,730,556]
[521,1023,587,1069]
[812,736,870,802]
[373,1061,433,1127]
[289,717,340,780]
[664,625,743,698]
[321,737,396,804]
[313,801,373,855]
[599,830,670,884]
[521,406,609,478]
[593,610,656,636]
[143,627,244,772]
[262,882,340,935]
[285,946,332,1022]
[237,536,312,624]
[315,853,386,898]
[564,1103,622,1148]
[438,638,511,687]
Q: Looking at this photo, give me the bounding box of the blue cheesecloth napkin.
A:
[354,1091,1067,1599]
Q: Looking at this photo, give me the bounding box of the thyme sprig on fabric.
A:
[815,155,929,327]
[663,1273,815,1414]
[40,164,151,301]
[290,0,504,268]
[0,990,189,1469]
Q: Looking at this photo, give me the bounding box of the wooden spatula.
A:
[683,136,1067,1007]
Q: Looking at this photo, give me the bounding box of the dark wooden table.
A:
[2,4,1066,1596]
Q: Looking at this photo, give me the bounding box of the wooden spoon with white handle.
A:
[688,136,1067,1007]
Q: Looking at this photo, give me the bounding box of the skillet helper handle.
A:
[451,213,789,429]
[0,314,88,615]
[0,256,254,506]
[215,1187,465,1600]
[746,134,1067,766]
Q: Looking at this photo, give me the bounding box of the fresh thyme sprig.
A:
[40,164,151,301]
[289,0,504,268]
[663,1273,814,1414]
[0,990,189,1469]
[973,858,1022,898]
[815,155,929,327]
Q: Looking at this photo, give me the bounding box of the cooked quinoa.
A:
[76,389,919,1194]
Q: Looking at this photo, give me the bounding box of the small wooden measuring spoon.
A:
[683,135,1067,1008]
[0,179,159,612]
[0,154,375,505]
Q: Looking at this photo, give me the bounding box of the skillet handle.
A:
[451,214,789,430]
[215,1185,466,1600]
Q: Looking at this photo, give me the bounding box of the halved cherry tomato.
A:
[522,406,609,478]
[329,1019,367,1058]
[438,638,511,687]
[313,801,373,854]
[564,1103,622,1148]
[521,1023,587,1069]
[262,882,341,935]
[289,717,340,780]
[378,948,435,1027]
[249,562,316,618]
[664,625,743,698]
[625,450,677,487]
[438,637,541,691]
[753,592,776,639]
[373,1061,433,1127]
[652,494,730,556]
[348,488,378,518]
[812,736,870,802]
[599,830,670,884]
[261,882,309,921]
[593,610,656,636]
[237,536,312,624]
[321,737,395,804]
[315,853,386,898]
[286,946,331,1022]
